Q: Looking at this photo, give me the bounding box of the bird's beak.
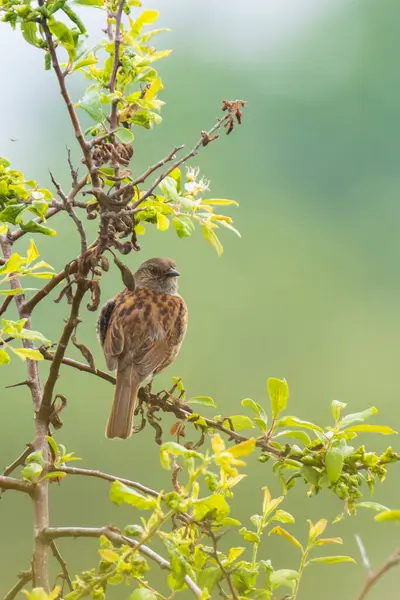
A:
[166,267,180,277]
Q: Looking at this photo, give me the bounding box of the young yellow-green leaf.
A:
[268,377,289,419]
[270,510,295,524]
[115,128,134,144]
[187,396,216,408]
[156,212,170,231]
[211,434,225,454]
[356,502,390,512]
[0,223,8,235]
[269,526,303,551]
[41,471,66,481]
[48,19,76,60]
[273,429,311,446]
[278,416,324,433]
[308,519,327,542]
[135,9,159,29]
[0,348,10,365]
[21,462,43,481]
[223,415,254,431]
[110,480,157,509]
[239,527,260,543]
[270,569,299,590]
[0,252,26,274]
[46,435,59,458]
[325,447,344,483]
[339,407,378,429]
[331,400,347,422]
[23,587,61,600]
[227,547,245,563]
[201,224,223,256]
[192,494,230,521]
[375,510,400,522]
[313,538,343,546]
[201,199,239,206]
[26,240,40,265]
[12,347,44,361]
[310,556,355,564]
[345,424,397,435]
[146,77,163,99]
[229,438,256,458]
[98,548,119,563]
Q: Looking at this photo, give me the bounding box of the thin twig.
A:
[42,526,203,598]
[50,540,73,591]
[49,171,87,254]
[356,548,400,600]
[3,570,32,600]
[0,295,14,317]
[209,529,239,600]
[108,0,126,130]
[131,145,184,187]
[54,465,161,498]
[40,350,115,384]
[3,444,33,478]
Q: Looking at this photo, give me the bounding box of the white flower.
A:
[186,166,200,182]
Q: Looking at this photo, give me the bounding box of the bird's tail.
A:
[106,364,139,439]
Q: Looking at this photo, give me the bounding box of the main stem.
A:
[0,236,50,590]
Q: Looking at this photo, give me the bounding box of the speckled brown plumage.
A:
[97,258,188,439]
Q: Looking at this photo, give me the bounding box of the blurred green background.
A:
[1,0,400,597]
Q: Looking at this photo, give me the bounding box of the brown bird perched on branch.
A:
[97,257,188,439]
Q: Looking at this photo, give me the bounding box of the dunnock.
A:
[97,257,188,439]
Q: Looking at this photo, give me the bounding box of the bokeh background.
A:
[1,0,400,597]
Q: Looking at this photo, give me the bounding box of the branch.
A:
[131,145,184,187]
[42,527,203,598]
[0,475,33,495]
[50,540,73,591]
[0,295,14,317]
[3,444,33,478]
[49,171,87,255]
[40,350,115,384]
[356,548,400,600]
[54,465,161,499]
[209,529,239,600]
[39,279,87,416]
[3,570,32,600]
[108,0,126,130]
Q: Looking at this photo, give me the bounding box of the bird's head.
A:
[134,257,180,294]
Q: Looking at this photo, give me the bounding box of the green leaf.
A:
[375,510,400,522]
[29,200,49,220]
[0,349,10,365]
[73,0,104,6]
[310,556,355,564]
[308,519,327,542]
[0,252,26,274]
[115,128,134,144]
[192,494,230,521]
[41,471,66,481]
[21,462,43,481]
[172,215,194,238]
[325,447,344,484]
[331,400,347,421]
[72,54,98,71]
[217,220,241,238]
[48,19,76,60]
[12,347,44,361]
[76,89,105,122]
[26,450,45,467]
[187,396,216,408]
[110,480,157,509]
[26,239,40,264]
[356,502,390,512]
[339,407,378,429]
[273,429,311,445]
[241,398,268,430]
[21,22,43,48]
[345,424,397,435]
[313,538,343,546]
[20,221,56,236]
[159,176,180,203]
[269,526,303,551]
[46,435,59,459]
[268,377,289,419]
[129,590,158,600]
[270,569,298,590]
[223,415,254,431]
[229,438,256,458]
[156,212,169,231]
[0,205,26,225]
[12,328,50,344]
[270,510,295,524]
[239,527,260,543]
[277,416,324,433]
[202,224,223,256]
[197,566,223,593]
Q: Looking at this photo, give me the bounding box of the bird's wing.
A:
[102,287,181,379]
